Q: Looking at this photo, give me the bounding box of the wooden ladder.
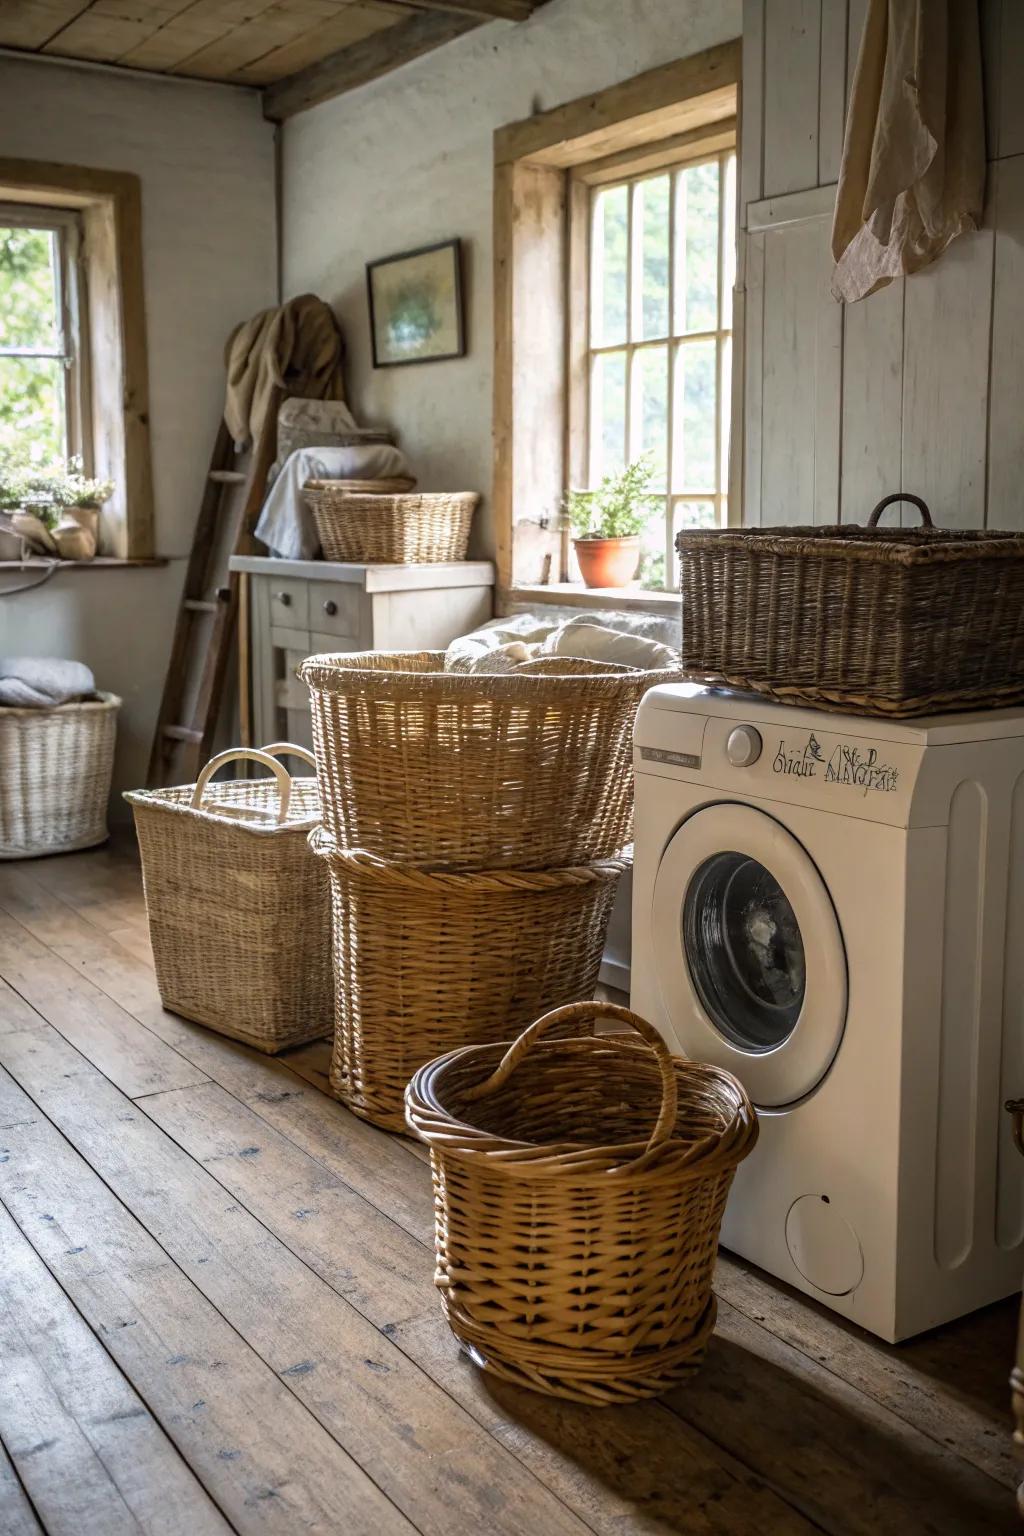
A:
[147,392,280,787]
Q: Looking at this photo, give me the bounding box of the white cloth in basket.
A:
[445,612,679,674]
[255,445,412,560]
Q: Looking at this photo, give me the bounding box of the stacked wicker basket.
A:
[298,649,679,1133]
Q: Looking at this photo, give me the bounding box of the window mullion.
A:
[714,152,727,521]
[666,170,679,589]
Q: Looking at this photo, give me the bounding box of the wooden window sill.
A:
[508,582,679,613]
[0,556,169,570]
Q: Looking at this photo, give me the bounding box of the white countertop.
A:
[229,555,495,591]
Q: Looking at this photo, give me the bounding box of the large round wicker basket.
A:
[300,651,679,868]
[407,1002,758,1405]
[314,836,627,1132]
[304,482,477,564]
[0,692,120,859]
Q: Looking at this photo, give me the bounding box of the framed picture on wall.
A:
[367,238,465,367]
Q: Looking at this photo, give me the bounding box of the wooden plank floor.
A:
[0,841,1020,1535]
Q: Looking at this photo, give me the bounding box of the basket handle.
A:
[190,746,299,825]
[461,1001,679,1159]
[260,742,316,771]
[867,493,932,528]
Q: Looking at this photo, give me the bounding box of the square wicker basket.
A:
[676,495,1024,716]
[125,745,332,1053]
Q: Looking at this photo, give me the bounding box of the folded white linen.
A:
[0,656,96,708]
[538,619,677,671]
[255,445,412,560]
[444,611,680,674]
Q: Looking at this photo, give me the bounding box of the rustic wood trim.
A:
[401,0,535,19]
[747,181,836,232]
[493,39,740,168]
[263,10,482,121]
[0,157,155,560]
[573,119,737,187]
[493,44,741,606]
[492,160,516,599]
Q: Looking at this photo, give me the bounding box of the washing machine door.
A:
[652,804,847,1108]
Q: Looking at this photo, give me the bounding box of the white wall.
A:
[0,57,277,802]
[281,0,741,561]
[740,0,1024,531]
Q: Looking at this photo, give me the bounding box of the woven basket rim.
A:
[406,1035,757,1182]
[309,837,629,887]
[305,482,476,504]
[675,524,1024,565]
[124,775,320,835]
[0,689,122,719]
[299,649,680,695]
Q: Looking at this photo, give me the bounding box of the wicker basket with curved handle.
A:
[406,1001,758,1404]
[125,743,331,1053]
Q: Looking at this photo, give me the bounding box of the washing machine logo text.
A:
[772,734,825,778]
[824,742,899,793]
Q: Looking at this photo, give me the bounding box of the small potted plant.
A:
[52,460,114,560]
[0,459,113,560]
[565,456,655,589]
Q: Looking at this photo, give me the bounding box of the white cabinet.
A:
[230,556,495,750]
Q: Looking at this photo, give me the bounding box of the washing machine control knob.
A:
[726,725,762,767]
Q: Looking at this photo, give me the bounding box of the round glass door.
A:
[652,805,846,1107]
[683,851,806,1053]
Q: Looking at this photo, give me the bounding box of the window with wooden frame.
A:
[493,40,739,613]
[0,159,155,561]
[571,144,736,591]
[0,203,91,473]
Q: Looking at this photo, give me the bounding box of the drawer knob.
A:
[323,599,338,616]
[275,591,292,607]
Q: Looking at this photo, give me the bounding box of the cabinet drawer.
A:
[267,576,309,629]
[309,581,362,640]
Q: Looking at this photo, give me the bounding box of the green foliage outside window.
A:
[0,225,67,471]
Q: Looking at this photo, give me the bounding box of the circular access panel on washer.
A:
[652,804,847,1107]
[785,1195,864,1296]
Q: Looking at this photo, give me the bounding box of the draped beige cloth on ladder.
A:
[831,0,986,303]
[224,293,346,448]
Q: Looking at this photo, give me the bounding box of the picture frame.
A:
[366,238,466,368]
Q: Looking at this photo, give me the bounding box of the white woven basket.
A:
[0,692,120,859]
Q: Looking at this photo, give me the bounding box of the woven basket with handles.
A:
[312,834,627,1132]
[676,494,1024,716]
[406,1001,758,1405]
[299,651,682,868]
[126,744,333,1053]
[304,481,477,563]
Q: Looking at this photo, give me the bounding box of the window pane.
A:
[636,175,670,340]
[631,345,668,486]
[672,499,717,583]
[722,154,737,329]
[591,185,628,348]
[590,349,626,481]
[638,497,669,590]
[0,227,61,351]
[673,339,717,492]
[675,160,719,334]
[0,355,66,466]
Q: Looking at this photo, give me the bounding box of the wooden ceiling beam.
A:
[263,8,483,120]
[397,0,536,20]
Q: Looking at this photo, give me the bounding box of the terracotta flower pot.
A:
[573,535,640,589]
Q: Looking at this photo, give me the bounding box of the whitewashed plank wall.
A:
[740,0,1024,530]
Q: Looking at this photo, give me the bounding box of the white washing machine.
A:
[630,683,1024,1342]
